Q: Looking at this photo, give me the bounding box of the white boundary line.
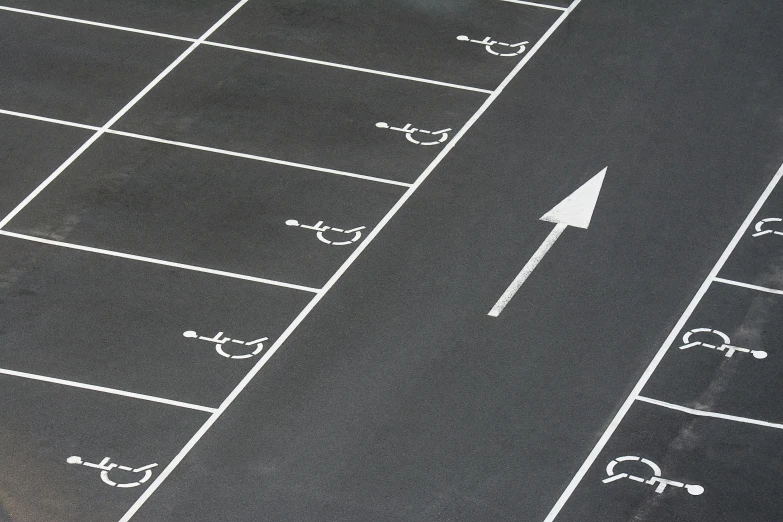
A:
[543,160,783,522]
[201,41,493,94]
[0,368,217,413]
[118,3,582,520]
[0,0,250,231]
[500,0,568,11]
[0,4,492,95]
[636,396,783,431]
[713,277,783,296]
[0,231,319,293]
[0,109,411,188]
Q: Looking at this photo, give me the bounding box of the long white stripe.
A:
[0,109,410,187]
[0,0,249,230]
[543,160,783,522]
[0,368,217,413]
[118,3,582,520]
[488,223,566,316]
[636,396,783,430]
[0,231,318,293]
[713,277,783,296]
[500,0,568,11]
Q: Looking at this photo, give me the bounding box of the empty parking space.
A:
[553,401,783,522]
[642,284,783,424]
[0,9,189,125]
[0,234,311,407]
[0,375,207,522]
[208,0,561,91]
[4,134,404,288]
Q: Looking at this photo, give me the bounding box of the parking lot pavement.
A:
[0,0,240,37]
[208,0,563,91]
[0,234,311,407]
[5,134,404,289]
[553,400,783,522]
[0,9,189,125]
[0,114,93,218]
[0,375,208,522]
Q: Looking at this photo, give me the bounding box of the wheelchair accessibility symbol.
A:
[456,35,529,56]
[67,456,158,488]
[752,218,783,237]
[679,328,767,359]
[286,219,366,246]
[603,456,704,496]
[375,122,452,146]
[183,330,268,360]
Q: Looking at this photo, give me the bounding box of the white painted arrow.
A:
[488,167,607,317]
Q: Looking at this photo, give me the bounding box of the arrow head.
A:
[540,167,607,229]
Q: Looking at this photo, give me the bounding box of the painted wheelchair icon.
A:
[286,219,366,246]
[375,122,452,146]
[679,328,767,359]
[456,35,530,56]
[67,456,158,488]
[603,455,704,496]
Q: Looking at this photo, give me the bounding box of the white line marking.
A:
[0,368,217,413]
[543,159,783,522]
[118,4,582,520]
[500,0,568,11]
[105,130,412,187]
[0,231,319,293]
[636,396,783,430]
[489,223,567,316]
[0,5,195,41]
[0,0,249,231]
[713,277,783,296]
[0,4,492,94]
[0,109,411,187]
[203,41,494,94]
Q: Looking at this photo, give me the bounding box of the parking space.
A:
[718,187,783,292]
[4,134,404,288]
[112,44,486,183]
[207,0,562,91]
[642,284,783,424]
[0,9,189,125]
[0,0,239,37]
[0,114,93,217]
[0,374,207,522]
[553,400,783,522]
[0,234,311,407]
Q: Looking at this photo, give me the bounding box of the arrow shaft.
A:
[488,223,568,317]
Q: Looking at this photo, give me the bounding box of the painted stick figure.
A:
[752,217,783,237]
[602,456,704,496]
[285,219,366,245]
[67,456,158,488]
[375,122,452,146]
[679,328,767,359]
[456,35,529,56]
[183,330,268,360]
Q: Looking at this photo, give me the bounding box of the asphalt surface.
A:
[1,1,782,521]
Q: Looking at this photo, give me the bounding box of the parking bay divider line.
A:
[713,277,783,296]
[0,231,320,293]
[636,396,783,431]
[118,3,583,520]
[0,0,251,231]
[0,108,412,188]
[543,159,783,522]
[0,4,493,95]
[0,367,218,413]
[500,0,569,11]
